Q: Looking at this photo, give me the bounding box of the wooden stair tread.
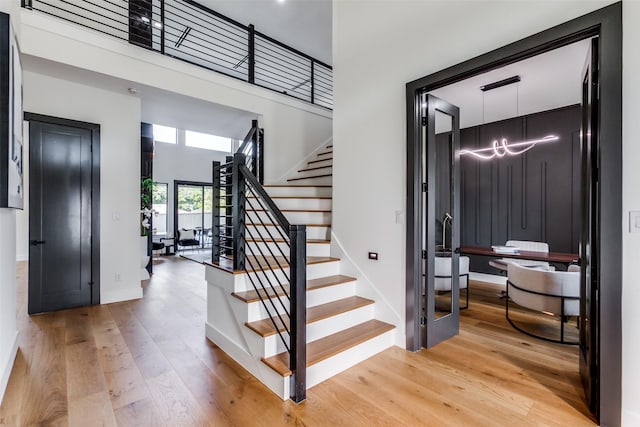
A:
[209,256,339,274]
[245,296,374,337]
[247,209,331,213]
[298,165,332,173]
[245,238,330,244]
[316,151,332,157]
[262,320,395,377]
[232,274,356,303]
[287,174,332,182]
[248,196,332,200]
[307,158,333,165]
[263,184,332,188]
[246,222,330,227]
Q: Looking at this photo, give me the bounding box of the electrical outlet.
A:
[368,252,379,260]
[630,211,640,233]
[115,273,121,282]
[112,210,120,221]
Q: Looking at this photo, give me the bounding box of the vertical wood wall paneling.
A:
[454,104,581,274]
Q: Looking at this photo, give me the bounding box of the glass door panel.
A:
[423,94,461,348]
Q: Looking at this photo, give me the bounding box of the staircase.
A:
[205,143,396,401]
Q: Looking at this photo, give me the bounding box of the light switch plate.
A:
[630,211,640,233]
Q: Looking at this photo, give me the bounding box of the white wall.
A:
[18,10,332,184]
[153,134,231,235]
[23,70,143,304]
[622,1,640,425]
[332,0,638,424]
[0,1,21,405]
[15,122,28,261]
[0,210,18,405]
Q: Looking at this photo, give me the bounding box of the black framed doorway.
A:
[173,180,213,249]
[405,3,621,426]
[25,112,101,312]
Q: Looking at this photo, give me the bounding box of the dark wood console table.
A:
[460,245,579,265]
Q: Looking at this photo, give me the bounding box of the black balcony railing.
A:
[21,0,333,109]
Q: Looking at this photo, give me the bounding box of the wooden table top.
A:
[460,245,579,264]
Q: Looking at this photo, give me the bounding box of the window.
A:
[152,182,168,234]
[185,130,232,152]
[153,124,177,144]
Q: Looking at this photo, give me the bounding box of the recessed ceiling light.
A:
[277,0,285,3]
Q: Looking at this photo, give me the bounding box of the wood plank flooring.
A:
[0,257,596,426]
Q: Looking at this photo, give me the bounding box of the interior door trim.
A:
[24,112,101,305]
[405,3,621,425]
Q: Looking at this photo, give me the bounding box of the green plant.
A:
[141,177,154,210]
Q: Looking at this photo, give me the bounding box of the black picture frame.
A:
[0,12,23,209]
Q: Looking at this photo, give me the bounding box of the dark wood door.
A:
[29,121,94,314]
[422,94,461,348]
[579,37,599,417]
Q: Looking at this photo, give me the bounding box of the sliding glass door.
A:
[174,181,213,247]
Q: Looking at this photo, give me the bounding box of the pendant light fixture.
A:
[461,75,559,159]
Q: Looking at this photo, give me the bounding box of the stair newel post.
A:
[248,24,255,84]
[232,153,247,271]
[224,155,233,259]
[289,224,307,403]
[258,127,265,185]
[212,161,221,264]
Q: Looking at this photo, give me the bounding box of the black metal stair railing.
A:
[21,0,333,109]
[212,124,307,403]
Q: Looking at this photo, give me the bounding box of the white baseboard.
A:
[469,272,507,286]
[15,254,27,262]
[0,331,19,406]
[101,285,143,304]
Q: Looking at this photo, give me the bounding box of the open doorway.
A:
[406,3,621,425]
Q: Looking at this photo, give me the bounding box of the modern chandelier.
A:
[460,75,560,160]
[460,135,559,159]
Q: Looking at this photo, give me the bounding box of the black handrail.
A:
[22,0,333,109]
[212,121,307,402]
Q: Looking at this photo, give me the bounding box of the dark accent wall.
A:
[458,105,581,274]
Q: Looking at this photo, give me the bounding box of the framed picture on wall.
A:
[0,12,23,209]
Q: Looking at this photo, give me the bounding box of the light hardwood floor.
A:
[0,257,596,426]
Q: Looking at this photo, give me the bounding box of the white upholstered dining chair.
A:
[506,262,580,344]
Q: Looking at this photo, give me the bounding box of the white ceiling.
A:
[431,39,591,129]
[199,0,333,65]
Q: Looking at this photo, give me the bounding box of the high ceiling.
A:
[431,39,591,129]
[199,0,333,64]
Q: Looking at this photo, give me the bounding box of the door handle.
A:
[30,240,46,246]
[454,247,461,254]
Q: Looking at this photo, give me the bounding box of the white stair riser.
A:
[295,166,332,179]
[247,241,330,257]
[248,210,331,225]
[304,329,395,389]
[251,197,332,211]
[287,176,332,186]
[261,304,374,358]
[247,224,330,240]
[232,260,340,293]
[265,186,332,198]
[304,158,332,169]
[244,277,354,323]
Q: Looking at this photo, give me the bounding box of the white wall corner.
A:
[277,136,333,183]
[0,331,19,406]
[330,232,405,348]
